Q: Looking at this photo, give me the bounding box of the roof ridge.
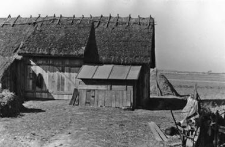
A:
[0,15,154,27]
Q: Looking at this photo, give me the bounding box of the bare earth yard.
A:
[0,100,182,147]
[1,72,224,147]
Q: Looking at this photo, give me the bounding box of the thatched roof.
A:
[84,15,155,67]
[0,15,155,67]
[0,55,15,80]
[18,16,92,57]
[0,16,35,57]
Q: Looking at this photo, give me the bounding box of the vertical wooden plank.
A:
[119,91,123,108]
[98,90,105,107]
[130,89,133,107]
[94,90,98,107]
[61,74,65,92]
[90,90,95,106]
[40,66,45,98]
[111,91,116,108]
[115,91,120,108]
[123,91,127,107]
[47,66,51,99]
[52,66,58,99]
[79,90,86,106]
[64,67,70,92]
[57,67,61,92]
[70,68,76,89]
[126,90,131,107]
[105,90,111,107]
[86,90,91,106]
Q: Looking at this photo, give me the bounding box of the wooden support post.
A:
[71,15,75,24]
[11,15,20,27]
[105,14,111,28]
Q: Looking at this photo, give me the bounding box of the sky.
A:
[0,0,225,73]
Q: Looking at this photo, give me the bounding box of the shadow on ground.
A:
[140,98,187,110]
[20,106,45,113]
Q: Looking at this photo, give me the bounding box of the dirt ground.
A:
[0,100,183,147]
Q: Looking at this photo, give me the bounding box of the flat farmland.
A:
[157,71,225,99]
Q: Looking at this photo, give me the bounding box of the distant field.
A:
[151,71,225,99]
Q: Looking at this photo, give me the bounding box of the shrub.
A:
[0,89,23,117]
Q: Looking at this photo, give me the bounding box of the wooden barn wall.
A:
[23,57,83,100]
[137,64,150,106]
[1,60,25,101]
[78,80,136,108]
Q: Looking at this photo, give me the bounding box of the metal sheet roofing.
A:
[108,65,131,80]
[92,65,113,79]
[77,65,141,80]
[76,65,97,79]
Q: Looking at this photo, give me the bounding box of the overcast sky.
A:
[0,0,225,73]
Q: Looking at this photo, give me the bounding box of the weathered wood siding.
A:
[24,57,83,99]
[78,80,135,108]
[1,59,25,101]
[137,64,150,106]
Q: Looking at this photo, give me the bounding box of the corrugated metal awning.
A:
[77,65,142,80]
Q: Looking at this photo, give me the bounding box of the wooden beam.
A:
[33,14,41,25]
[40,15,48,27]
[105,14,111,28]
[11,15,20,27]
[78,85,108,90]
[78,15,84,24]
[1,14,11,27]
[57,14,62,25]
[95,15,102,28]
[115,14,119,26]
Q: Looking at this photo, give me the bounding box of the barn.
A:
[0,15,92,100]
[0,15,35,99]
[76,15,156,109]
[0,15,155,105]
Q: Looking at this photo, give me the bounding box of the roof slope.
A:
[85,15,155,66]
[0,55,15,80]
[0,17,35,57]
[18,16,92,57]
[0,15,155,67]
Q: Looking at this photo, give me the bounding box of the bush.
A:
[0,89,23,117]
